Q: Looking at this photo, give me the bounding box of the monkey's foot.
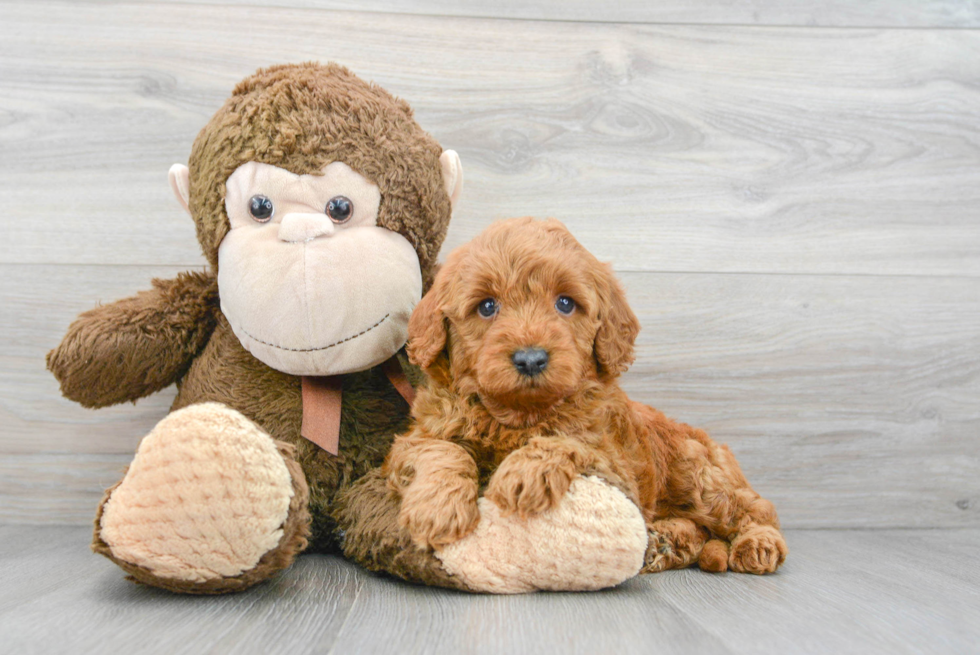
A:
[436,475,647,593]
[93,403,310,594]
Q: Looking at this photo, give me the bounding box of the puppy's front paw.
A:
[398,476,480,550]
[729,525,788,574]
[485,448,577,518]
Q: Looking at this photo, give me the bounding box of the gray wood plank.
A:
[328,570,734,655]
[0,526,365,655]
[620,271,980,530]
[4,264,978,529]
[0,264,187,456]
[69,0,980,28]
[648,529,980,655]
[1,3,978,276]
[1,526,977,655]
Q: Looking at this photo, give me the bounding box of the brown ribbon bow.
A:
[300,356,416,456]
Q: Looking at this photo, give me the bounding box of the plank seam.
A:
[7,0,980,30]
[4,261,979,282]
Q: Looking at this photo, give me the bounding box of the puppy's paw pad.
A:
[729,526,787,574]
[641,522,707,573]
[641,531,675,572]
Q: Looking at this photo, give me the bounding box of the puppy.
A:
[384,217,787,574]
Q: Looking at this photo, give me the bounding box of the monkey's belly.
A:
[172,318,413,547]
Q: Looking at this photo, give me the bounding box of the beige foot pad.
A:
[436,475,647,593]
[98,403,295,584]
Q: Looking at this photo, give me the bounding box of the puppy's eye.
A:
[477,298,499,318]
[326,196,353,223]
[248,195,274,222]
[555,296,576,315]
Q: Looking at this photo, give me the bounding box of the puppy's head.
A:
[407,217,639,426]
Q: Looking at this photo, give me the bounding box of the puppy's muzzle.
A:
[512,348,549,377]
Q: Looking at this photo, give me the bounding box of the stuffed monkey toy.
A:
[47,63,647,594]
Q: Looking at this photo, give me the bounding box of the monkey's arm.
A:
[47,271,219,408]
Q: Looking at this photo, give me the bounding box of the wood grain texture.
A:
[0,265,187,456]
[1,526,978,655]
[1,2,978,276]
[620,271,980,530]
[81,0,980,28]
[4,265,978,528]
[2,3,979,532]
[0,525,366,654]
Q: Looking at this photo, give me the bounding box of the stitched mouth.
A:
[239,313,390,353]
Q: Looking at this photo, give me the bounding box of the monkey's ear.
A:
[594,265,640,379]
[168,164,191,216]
[439,150,463,210]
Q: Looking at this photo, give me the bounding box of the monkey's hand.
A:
[386,436,480,550]
[47,271,218,408]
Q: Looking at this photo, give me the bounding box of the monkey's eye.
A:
[326,196,353,223]
[555,296,576,315]
[248,195,274,222]
[477,298,499,319]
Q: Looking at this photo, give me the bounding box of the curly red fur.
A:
[387,217,787,574]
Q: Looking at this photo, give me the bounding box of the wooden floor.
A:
[0,526,980,655]
[1,1,979,653]
[0,525,977,655]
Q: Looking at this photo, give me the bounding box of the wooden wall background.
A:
[1,0,977,529]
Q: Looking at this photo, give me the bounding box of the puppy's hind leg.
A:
[642,518,708,573]
[725,493,787,575]
[683,440,788,574]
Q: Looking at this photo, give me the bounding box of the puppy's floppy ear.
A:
[407,261,452,372]
[594,264,640,378]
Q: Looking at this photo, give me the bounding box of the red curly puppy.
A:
[384,217,787,575]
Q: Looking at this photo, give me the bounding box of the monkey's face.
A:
[216,161,423,376]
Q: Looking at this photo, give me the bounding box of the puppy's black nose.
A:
[512,348,549,377]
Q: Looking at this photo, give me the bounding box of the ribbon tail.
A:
[383,355,417,407]
[301,375,343,455]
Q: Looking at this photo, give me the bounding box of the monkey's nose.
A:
[278,213,336,243]
[512,348,549,377]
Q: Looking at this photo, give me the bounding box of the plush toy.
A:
[47,63,647,594]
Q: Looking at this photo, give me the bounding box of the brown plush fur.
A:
[385,217,788,575]
[332,469,473,591]
[47,63,459,592]
[47,271,218,408]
